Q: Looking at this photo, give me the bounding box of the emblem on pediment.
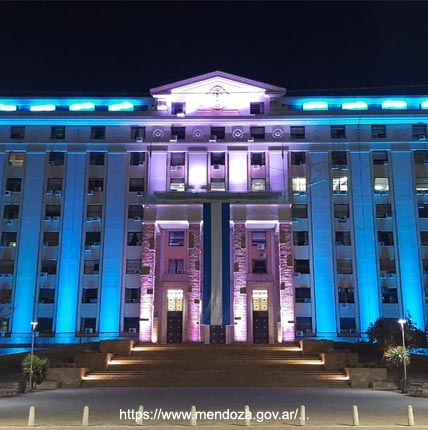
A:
[208,85,228,111]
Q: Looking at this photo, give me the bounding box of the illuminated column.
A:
[279,223,295,341]
[139,223,155,342]
[233,223,248,342]
[12,153,45,338]
[391,151,425,329]
[99,152,126,337]
[186,223,202,342]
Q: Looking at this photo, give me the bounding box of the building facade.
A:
[0,71,427,345]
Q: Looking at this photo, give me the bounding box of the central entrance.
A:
[252,289,269,344]
[166,290,183,343]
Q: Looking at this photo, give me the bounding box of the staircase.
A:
[81,344,350,388]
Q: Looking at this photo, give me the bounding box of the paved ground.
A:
[0,387,427,429]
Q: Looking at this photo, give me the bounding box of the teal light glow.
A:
[381,100,407,110]
[342,101,368,110]
[69,102,95,111]
[30,104,56,112]
[108,101,134,111]
[0,104,17,112]
[302,101,328,111]
[421,101,428,109]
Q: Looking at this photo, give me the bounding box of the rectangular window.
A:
[82,288,98,304]
[374,177,389,192]
[127,232,142,246]
[39,288,55,304]
[80,318,96,334]
[414,150,428,164]
[171,102,186,115]
[3,205,19,220]
[373,151,388,165]
[335,231,351,246]
[252,259,267,274]
[419,204,428,218]
[334,204,349,219]
[1,232,17,247]
[251,231,267,246]
[125,288,140,304]
[6,178,21,192]
[48,152,64,166]
[0,288,12,303]
[293,231,309,246]
[88,178,104,192]
[126,259,142,274]
[376,204,392,218]
[171,126,185,140]
[0,260,14,275]
[337,259,353,274]
[85,231,101,246]
[295,287,311,303]
[43,232,59,246]
[251,178,266,191]
[292,204,307,218]
[128,205,143,219]
[131,127,145,141]
[171,152,185,166]
[211,152,225,165]
[296,317,312,333]
[291,152,306,165]
[292,177,306,193]
[331,151,347,165]
[331,125,346,139]
[210,127,225,140]
[294,259,310,274]
[378,231,394,246]
[130,152,145,166]
[89,152,105,166]
[47,177,63,192]
[8,153,25,167]
[41,260,57,275]
[332,176,348,193]
[290,126,305,139]
[168,259,184,274]
[169,231,185,246]
[251,152,265,166]
[250,126,265,140]
[371,124,386,139]
[129,178,144,193]
[10,126,25,139]
[412,123,427,139]
[51,126,65,140]
[91,126,105,140]
[170,178,186,192]
[340,318,356,331]
[250,102,264,114]
[380,259,396,274]
[37,318,53,334]
[416,177,428,192]
[83,260,99,275]
[382,287,398,304]
[45,205,61,217]
[124,317,139,332]
[421,231,428,246]
[338,288,355,304]
[87,205,102,219]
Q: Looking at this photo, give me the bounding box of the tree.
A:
[22,355,49,389]
[384,346,410,369]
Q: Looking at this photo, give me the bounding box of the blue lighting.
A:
[108,101,134,111]
[69,102,95,111]
[0,103,17,112]
[30,104,56,112]
[342,101,368,110]
[302,101,328,111]
[421,101,428,109]
[381,100,407,110]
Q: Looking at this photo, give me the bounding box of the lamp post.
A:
[29,321,38,391]
[398,318,407,392]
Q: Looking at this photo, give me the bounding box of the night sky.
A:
[2,1,428,96]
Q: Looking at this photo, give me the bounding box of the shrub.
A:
[384,346,410,369]
[22,355,49,389]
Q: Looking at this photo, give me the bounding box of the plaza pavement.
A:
[0,387,427,429]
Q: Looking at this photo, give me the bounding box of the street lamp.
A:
[29,321,38,391]
[398,318,407,392]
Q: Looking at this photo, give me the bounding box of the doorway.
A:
[166,290,183,343]
[252,290,269,344]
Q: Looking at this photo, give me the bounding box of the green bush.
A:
[22,355,49,389]
[384,346,410,369]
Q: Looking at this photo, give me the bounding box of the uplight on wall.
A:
[342,101,368,110]
[69,102,95,111]
[0,104,17,112]
[108,101,134,111]
[30,104,56,112]
[302,101,328,111]
[381,100,407,110]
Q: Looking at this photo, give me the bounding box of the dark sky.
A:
[2,1,428,96]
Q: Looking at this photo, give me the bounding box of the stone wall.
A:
[47,368,87,388]
[321,351,359,370]
[345,367,388,388]
[233,223,247,342]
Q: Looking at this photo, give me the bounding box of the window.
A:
[382,287,398,304]
[87,205,102,219]
[126,259,141,274]
[82,288,98,304]
[251,231,267,247]
[373,151,388,165]
[416,177,428,192]
[0,288,12,304]
[45,205,61,217]
[292,204,307,218]
[0,260,14,275]
[337,259,353,274]
[169,231,185,246]
[421,231,428,246]
[125,288,140,303]
[331,126,346,139]
[48,152,64,166]
[171,152,185,166]
[4,205,19,220]
[340,318,356,332]
[378,231,394,246]
[371,124,386,139]
[51,126,65,140]
[170,178,186,192]
[129,178,144,193]
[47,177,63,192]
[8,153,25,167]
[412,123,427,139]
[1,232,17,247]
[376,204,392,218]
[250,102,264,114]
[83,260,99,275]
[171,126,185,140]
[295,287,311,303]
[128,205,143,219]
[211,152,225,165]
[131,127,145,141]
[380,259,396,274]
[294,259,310,274]
[91,126,105,140]
[168,259,184,274]
[43,232,59,246]
[41,260,57,275]
[210,127,225,140]
[10,126,25,139]
[334,204,349,219]
[374,177,389,192]
[414,150,428,164]
[37,318,53,334]
[423,259,428,274]
[130,152,145,166]
[39,288,55,304]
[251,152,265,166]
[338,288,355,303]
[89,152,105,166]
[252,260,267,274]
[291,152,306,165]
[250,126,265,140]
[290,126,305,139]
[85,231,101,246]
[251,178,266,191]
[296,317,312,333]
[80,318,96,334]
[332,176,348,193]
[0,318,9,333]
[88,178,104,192]
[293,231,309,246]
[6,178,21,192]
[171,102,186,115]
[126,232,141,246]
[124,317,139,333]
[331,151,347,165]
[335,231,351,246]
[292,177,306,193]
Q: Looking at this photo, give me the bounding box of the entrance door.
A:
[252,290,269,344]
[210,325,226,344]
[166,290,183,343]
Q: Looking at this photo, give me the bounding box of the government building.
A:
[0,71,427,345]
